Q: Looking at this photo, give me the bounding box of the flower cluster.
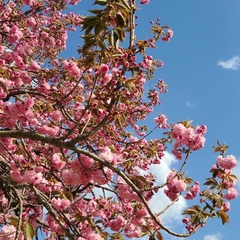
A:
[164,171,187,201]
[0,0,237,240]
[171,123,207,159]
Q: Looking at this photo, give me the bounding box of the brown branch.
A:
[129,0,136,48]
[0,129,201,237]
[32,186,76,240]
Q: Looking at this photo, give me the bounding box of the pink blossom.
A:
[223,188,238,200]
[50,110,62,122]
[63,60,81,77]
[62,169,84,185]
[22,0,36,5]
[101,73,112,86]
[170,179,186,193]
[46,214,61,232]
[0,87,7,99]
[168,29,174,38]
[10,169,23,183]
[154,114,167,128]
[186,134,206,150]
[108,215,126,231]
[52,197,70,210]
[14,55,27,69]
[0,225,16,239]
[36,125,60,137]
[196,125,207,135]
[172,123,186,138]
[20,71,32,84]
[0,46,4,54]
[217,155,237,170]
[0,59,5,66]
[140,0,150,4]
[99,147,117,165]
[172,123,206,153]
[23,170,43,185]
[223,202,230,212]
[124,223,141,238]
[162,29,174,42]
[69,0,81,5]
[81,227,105,240]
[26,16,36,28]
[164,171,186,200]
[140,56,153,68]
[8,26,23,43]
[135,208,148,218]
[28,61,40,71]
[164,188,178,201]
[99,63,109,75]
[172,149,182,161]
[184,182,200,200]
[52,153,66,170]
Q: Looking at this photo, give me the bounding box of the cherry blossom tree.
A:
[0,0,238,239]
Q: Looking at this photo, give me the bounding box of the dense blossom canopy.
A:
[0,0,238,239]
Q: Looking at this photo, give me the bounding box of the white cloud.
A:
[217,56,240,70]
[203,232,222,240]
[186,101,197,108]
[139,152,187,226]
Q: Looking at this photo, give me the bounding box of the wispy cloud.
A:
[139,152,187,226]
[217,56,240,70]
[186,101,197,108]
[203,232,222,240]
[134,152,188,240]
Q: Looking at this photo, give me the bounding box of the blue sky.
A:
[135,1,240,240]
[64,1,240,239]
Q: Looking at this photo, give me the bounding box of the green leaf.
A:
[116,27,125,42]
[182,208,198,215]
[94,0,108,6]
[110,232,124,240]
[89,9,103,14]
[202,211,214,218]
[190,214,200,225]
[62,191,73,201]
[83,16,99,26]
[85,25,94,34]
[204,177,218,186]
[218,210,230,225]
[113,31,119,48]
[82,39,96,53]
[156,232,164,240]
[229,174,238,180]
[95,23,104,35]
[81,34,96,39]
[98,39,106,49]
[120,0,131,10]
[9,216,19,227]
[212,140,229,154]
[149,235,155,240]
[0,81,8,94]
[23,222,35,240]
[101,231,108,240]
[161,25,170,29]
[183,205,202,215]
[116,14,125,28]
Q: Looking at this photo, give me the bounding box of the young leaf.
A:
[156,232,164,240]
[94,0,108,6]
[116,14,125,28]
[218,210,230,225]
[23,222,35,240]
[0,81,8,94]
